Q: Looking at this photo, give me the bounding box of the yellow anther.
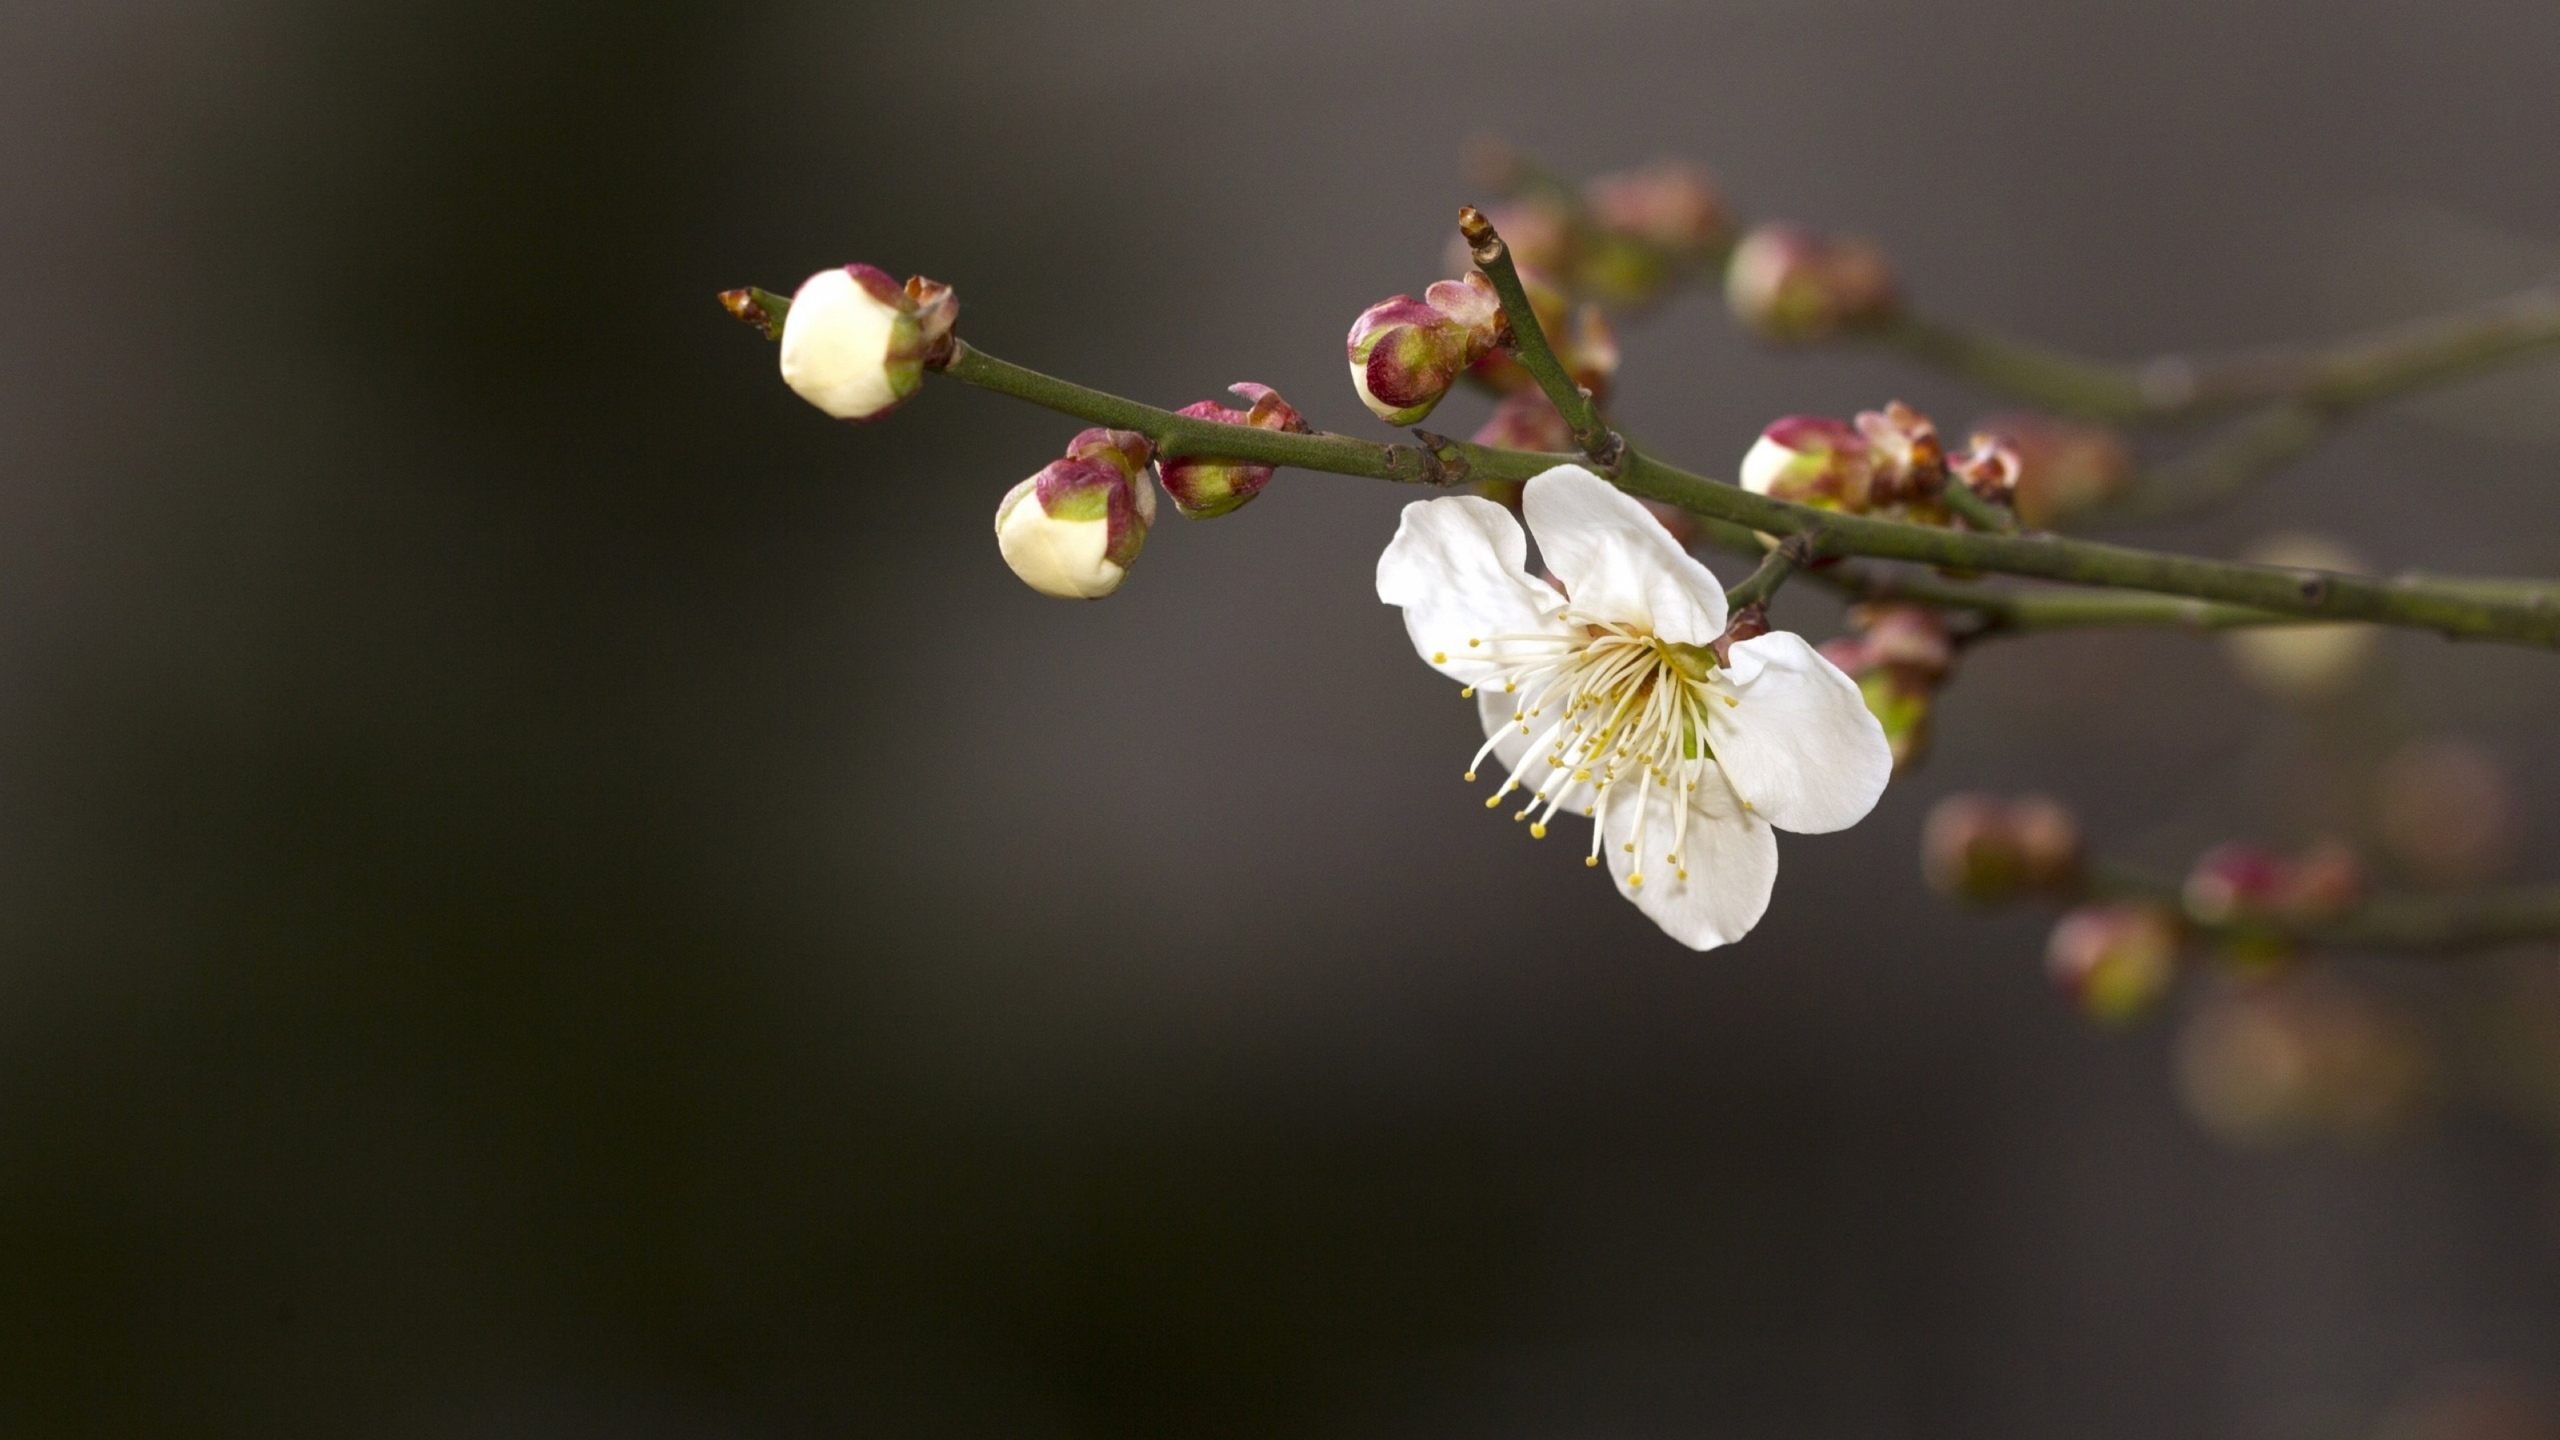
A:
[1433,651,1447,663]
[1467,638,1480,647]
[1485,795,1502,809]
[1460,686,1475,698]
[1622,842,1635,852]
[1573,769,1592,781]
[1504,683,1516,693]
[1676,869,1689,880]
[1629,873,1644,887]
[1463,770,1477,782]
[1584,856,1598,868]
[1530,823,1548,839]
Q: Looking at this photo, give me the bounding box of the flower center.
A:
[1458,607,1737,886]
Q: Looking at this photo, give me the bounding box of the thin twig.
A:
[1457,206,1625,471]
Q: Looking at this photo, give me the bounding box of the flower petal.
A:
[1377,495,1569,682]
[1705,630,1892,834]
[1602,767,1776,951]
[1520,465,1727,643]
[1476,687,1599,816]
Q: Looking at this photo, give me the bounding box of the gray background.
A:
[2,0,2559,1434]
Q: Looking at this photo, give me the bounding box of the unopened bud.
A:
[778,264,948,422]
[1347,272,1504,425]
[1855,402,1947,508]
[2221,533,2377,701]
[1950,433,2021,503]
[1851,603,1956,684]
[1831,604,1957,771]
[1472,389,1574,453]
[1579,160,1729,305]
[2377,737,2519,888]
[2046,901,2182,1023]
[994,428,1157,600]
[1157,383,1308,519]
[1857,669,1934,772]
[2183,842,2297,927]
[1739,416,1875,511]
[1724,223,1899,342]
[1921,792,2081,903]
[1966,412,2133,528]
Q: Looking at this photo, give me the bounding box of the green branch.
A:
[1457,206,1623,469]
[1721,543,1803,611]
[2085,864,2560,956]
[920,341,2560,648]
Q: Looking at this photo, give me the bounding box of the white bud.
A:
[778,265,924,421]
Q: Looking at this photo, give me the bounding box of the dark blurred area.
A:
[3,0,2560,1434]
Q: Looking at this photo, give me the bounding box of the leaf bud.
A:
[779,264,941,421]
[1156,384,1309,519]
[1965,412,2133,528]
[1723,222,1899,342]
[1347,273,1504,426]
[994,428,1157,600]
[2046,901,2183,1024]
[1738,416,1876,512]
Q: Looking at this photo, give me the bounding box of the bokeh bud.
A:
[1739,416,1875,511]
[2175,974,2431,1144]
[1921,792,2082,903]
[1854,402,1948,509]
[2376,737,2519,888]
[2221,533,2378,702]
[1157,383,1309,519]
[779,264,936,421]
[1472,389,1574,453]
[994,428,1157,600]
[1579,160,1729,305]
[1724,223,1899,342]
[2182,842,2299,927]
[2046,901,2182,1023]
[1965,412,2133,528]
[1347,272,1505,425]
[1828,604,1957,771]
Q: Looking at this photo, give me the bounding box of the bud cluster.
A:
[2181,839,2364,930]
[1822,604,1957,771]
[1738,401,1953,522]
[1919,792,2083,905]
[1456,148,1731,307]
[1724,222,1899,342]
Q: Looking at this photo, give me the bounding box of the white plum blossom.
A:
[779,264,928,421]
[1376,465,1893,950]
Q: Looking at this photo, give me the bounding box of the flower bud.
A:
[1738,416,1875,511]
[1156,383,1308,519]
[2046,901,2182,1024]
[1471,389,1574,453]
[2377,738,2519,888]
[994,428,1157,600]
[1579,160,1729,305]
[1949,433,2021,503]
[1855,669,1934,772]
[2182,842,2297,927]
[1855,402,1947,509]
[1724,223,1899,342]
[1965,412,2133,528]
[779,264,945,421]
[1347,272,1504,425]
[1851,603,1956,685]
[1921,792,2081,903]
[2175,974,2430,1144]
[2221,533,2378,702]
[1829,604,1957,771]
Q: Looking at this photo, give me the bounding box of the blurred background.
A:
[3,0,2560,1433]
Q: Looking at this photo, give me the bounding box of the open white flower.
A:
[1376,465,1893,950]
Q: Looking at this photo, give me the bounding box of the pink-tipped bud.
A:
[1921,792,2082,904]
[994,428,1157,600]
[2182,842,2297,927]
[1831,604,1957,771]
[1472,389,1574,453]
[1950,433,2022,503]
[1738,416,1875,511]
[2046,901,2183,1024]
[1854,402,1948,508]
[1347,272,1504,425]
[779,264,938,421]
[1579,160,1729,304]
[1966,412,2134,528]
[1155,384,1308,519]
[1724,223,1899,342]
[1851,603,1956,685]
